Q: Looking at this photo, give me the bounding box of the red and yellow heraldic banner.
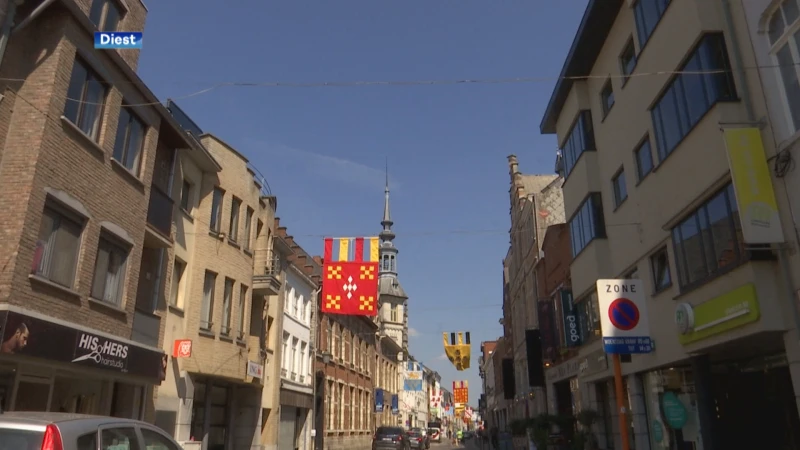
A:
[453,380,469,404]
[322,237,380,316]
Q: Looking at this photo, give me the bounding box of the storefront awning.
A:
[280,387,313,410]
[0,308,166,381]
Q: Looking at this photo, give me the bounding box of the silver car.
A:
[0,411,182,450]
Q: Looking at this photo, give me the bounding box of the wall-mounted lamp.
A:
[321,351,332,364]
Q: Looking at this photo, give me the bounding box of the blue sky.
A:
[137,0,587,405]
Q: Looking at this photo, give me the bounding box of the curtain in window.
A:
[36,211,81,287]
[92,243,123,304]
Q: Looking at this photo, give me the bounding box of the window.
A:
[238,284,248,337]
[333,324,341,358]
[768,0,800,133]
[327,380,335,430]
[300,341,308,378]
[243,207,254,250]
[671,184,744,289]
[180,180,192,212]
[201,271,216,330]
[344,331,351,363]
[64,58,107,140]
[576,292,601,341]
[209,188,224,232]
[568,193,607,257]
[89,0,122,31]
[169,259,186,308]
[292,337,299,375]
[222,278,234,335]
[33,205,83,287]
[612,169,628,207]
[560,110,596,177]
[282,332,290,372]
[651,34,737,160]
[635,138,654,181]
[650,247,672,292]
[390,305,398,322]
[620,38,637,81]
[112,107,145,175]
[140,428,181,450]
[229,197,241,242]
[600,80,615,116]
[91,235,129,305]
[633,0,671,48]
[100,427,139,450]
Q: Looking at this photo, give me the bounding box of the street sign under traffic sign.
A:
[596,279,653,354]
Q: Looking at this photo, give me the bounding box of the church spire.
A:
[380,160,395,242]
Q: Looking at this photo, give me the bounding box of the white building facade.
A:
[278,266,315,450]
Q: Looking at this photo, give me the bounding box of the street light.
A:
[320,351,332,365]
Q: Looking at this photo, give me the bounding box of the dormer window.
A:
[89,0,122,32]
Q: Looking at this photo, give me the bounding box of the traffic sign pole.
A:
[612,353,631,450]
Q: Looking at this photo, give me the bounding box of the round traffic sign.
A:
[608,298,640,331]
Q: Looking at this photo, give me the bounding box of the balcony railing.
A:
[146,185,173,238]
[291,371,297,381]
[281,368,287,378]
[253,250,282,295]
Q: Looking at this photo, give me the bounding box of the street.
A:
[431,437,489,450]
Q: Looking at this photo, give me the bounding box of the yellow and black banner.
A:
[443,332,471,371]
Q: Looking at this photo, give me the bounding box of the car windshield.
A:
[377,427,403,436]
[409,431,421,436]
[0,429,44,450]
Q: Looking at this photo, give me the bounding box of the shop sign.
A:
[545,358,579,382]
[676,283,760,345]
[652,420,664,442]
[0,310,165,380]
[560,290,581,348]
[247,360,263,379]
[578,349,608,377]
[172,339,192,358]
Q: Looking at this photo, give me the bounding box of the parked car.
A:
[373,426,410,450]
[0,411,182,450]
[410,427,430,449]
[408,429,426,449]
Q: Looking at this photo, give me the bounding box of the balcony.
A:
[144,185,174,248]
[253,250,282,295]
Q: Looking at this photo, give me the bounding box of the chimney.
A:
[295,254,307,268]
[303,264,314,275]
[273,217,281,229]
[507,155,519,178]
[277,226,288,238]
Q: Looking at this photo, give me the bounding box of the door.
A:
[279,406,297,450]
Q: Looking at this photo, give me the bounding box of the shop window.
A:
[110,382,144,419]
[642,369,703,449]
[140,428,181,450]
[576,292,601,341]
[101,427,140,450]
[51,376,104,414]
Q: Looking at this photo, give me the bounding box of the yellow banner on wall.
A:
[722,127,785,244]
[443,332,471,371]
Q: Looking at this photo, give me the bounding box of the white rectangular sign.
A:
[596,279,652,354]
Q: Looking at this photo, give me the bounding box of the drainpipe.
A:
[0,0,18,71]
[10,0,53,35]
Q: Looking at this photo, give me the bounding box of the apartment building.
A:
[423,366,440,422]
[314,298,381,450]
[0,0,191,424]
[272,231,319,450]
[504,156,564,421]
[399,360,427,428]
[539,0,800,448]
[153,126,278,450]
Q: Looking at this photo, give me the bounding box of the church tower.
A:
[378,168,408,349]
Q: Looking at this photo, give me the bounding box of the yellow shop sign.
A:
[675,283,760,345]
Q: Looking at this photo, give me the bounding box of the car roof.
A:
[0,412,142,429]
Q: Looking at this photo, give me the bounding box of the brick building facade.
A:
[0,0,192,420]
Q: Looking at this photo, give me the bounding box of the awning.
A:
[280,388,313,410]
